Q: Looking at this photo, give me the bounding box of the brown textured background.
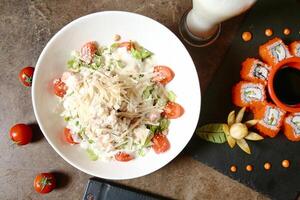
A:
[0,0,269,199]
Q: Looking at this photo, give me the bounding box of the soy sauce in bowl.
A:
[273,66,300,106]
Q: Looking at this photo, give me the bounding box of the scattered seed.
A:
[264,162,271,170]
[113,34,121,41]
[230,165,237,173]
[283,28,291,35]
[246,164,253,172]
[282,159,290,168]
[242,31,252,42]
[265,28,273,37]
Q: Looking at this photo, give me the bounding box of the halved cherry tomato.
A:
[80,42,97,64]
[34,173,56,194]
[53,78,67,97]
[64,128,78,144]
[152,66,174,85]
[163,102,184,119]
[9,123,32,145]
[119,41,135,51]
[115,152,134,162]
[152,133,170,154]
[19,66,34,87]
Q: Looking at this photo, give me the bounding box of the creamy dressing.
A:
[60,43,169,161]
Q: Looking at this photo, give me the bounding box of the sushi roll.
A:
[232,81,266,108]
[253,103,286,138]
[289,41,300,57]
[283,113,300,141]
[259,37,291,66]
[240,58,271,85]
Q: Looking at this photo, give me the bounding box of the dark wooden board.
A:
[187,0,300,199]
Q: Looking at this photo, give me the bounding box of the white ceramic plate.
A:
[32,11,201,180]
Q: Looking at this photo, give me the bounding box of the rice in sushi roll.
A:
[253,103,286,138]
[283,113,300,141]
[232,81,266,108]
[240,58,271,85]
[289,41,300,57]
[259,37,291,66]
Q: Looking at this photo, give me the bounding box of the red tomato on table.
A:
[34,173,56,194]
[152,133,170,154]
[19,66,34,87]
[9,123,32,145]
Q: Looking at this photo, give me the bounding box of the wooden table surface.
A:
[0,0,269,199]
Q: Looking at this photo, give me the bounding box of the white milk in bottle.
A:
[186,0,256,39]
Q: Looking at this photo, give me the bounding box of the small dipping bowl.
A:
[268,57,300,112]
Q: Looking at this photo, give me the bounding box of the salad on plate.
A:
[53,37,184,162]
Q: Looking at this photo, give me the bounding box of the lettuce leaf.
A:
[86,148,98,161]
[130,45,153,61]
[167,90,176,102]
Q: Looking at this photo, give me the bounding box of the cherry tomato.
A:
[34,173,56,194]
[114,152,134,162]
[53,78,67,97]
[80,42,97,64]
[163,102,184,119]
[119,41,135,51]
[152,134,170,154]
[19,66,34,87]
[152,66,174,85]
[9,124,32,145]
[64,128,78,144]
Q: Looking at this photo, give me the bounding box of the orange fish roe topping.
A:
[265,28,273,37]
[283,28,291,35]
[230,165,237,173]
[246,164,253,172]
[282,159,290,168]
[242,31,252,42]
[259,37,291,66]
[264,162,271,170]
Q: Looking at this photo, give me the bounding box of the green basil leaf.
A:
[196,123,227,143]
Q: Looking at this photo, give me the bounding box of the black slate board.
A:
[187,0,300,199]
